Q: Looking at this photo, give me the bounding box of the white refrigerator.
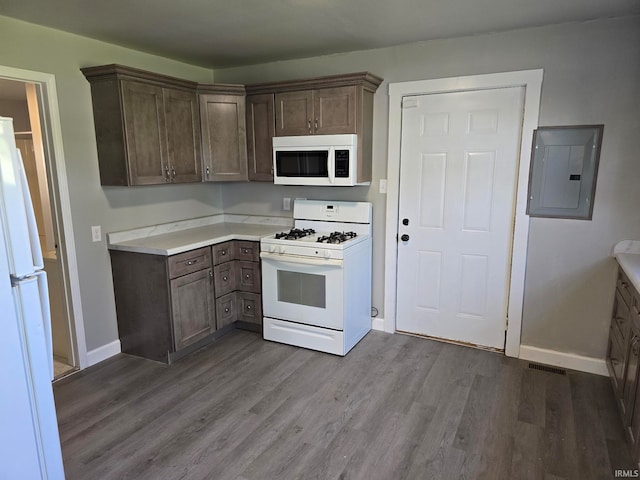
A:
[0,116,65,479]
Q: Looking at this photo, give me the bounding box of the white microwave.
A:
[272,134,367,186]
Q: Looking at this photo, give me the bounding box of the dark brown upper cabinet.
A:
[245,94,275,181]
[274,86,357,136]
[247,72,382,184]
[82,65,201,186]
[198,85,248,182]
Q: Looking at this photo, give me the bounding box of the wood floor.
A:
[54,330,635,480]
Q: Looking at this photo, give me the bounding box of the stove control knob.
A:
[324,250,331,259]
[269,245,277,253]
[279,246,286,254]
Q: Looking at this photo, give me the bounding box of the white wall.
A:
[0,16,222,351]
[215,16,640,359]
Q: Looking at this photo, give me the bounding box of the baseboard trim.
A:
[519,344,608,376]
[371,317,385,332]
[86,340,121,367]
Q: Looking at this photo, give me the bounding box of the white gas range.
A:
[260,200,372,356]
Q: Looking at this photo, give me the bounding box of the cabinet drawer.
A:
[216,293,236,329]
[236,261,261,293]
[168,247,211,279]
[212,242,233,265]
[234,241,259,262]
[214,262,236,298]
[237,292,262,325]
[618,269,634,308]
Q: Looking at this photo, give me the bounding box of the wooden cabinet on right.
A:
[607,267,640,460]
[246,72,382,185]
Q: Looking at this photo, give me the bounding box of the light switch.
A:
[379,179,387,194]
[283,197,291,211]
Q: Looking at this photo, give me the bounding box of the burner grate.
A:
[274,228,316,240]
[317,231,358,244]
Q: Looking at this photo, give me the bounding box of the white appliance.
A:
[261,200,372,355]
[273,134,369,186]
[0,116,65,479]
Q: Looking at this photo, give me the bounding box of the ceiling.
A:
[0,0,638,68]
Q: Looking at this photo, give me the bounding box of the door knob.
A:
[401,234,410,242]
[402,218,409,226]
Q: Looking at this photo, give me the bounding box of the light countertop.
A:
[613,241,640,294]
[107,214,292,256]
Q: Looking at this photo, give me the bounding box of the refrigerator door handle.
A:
[30,271,53,380]
[16,149,44,270]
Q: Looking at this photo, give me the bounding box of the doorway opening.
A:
[0,72,85,378]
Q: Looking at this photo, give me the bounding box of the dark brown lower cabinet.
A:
[170,268,215,350]
[111,246,218,363]
[607,267,640,462]
[213,241,263,333]
[110,240,263,363]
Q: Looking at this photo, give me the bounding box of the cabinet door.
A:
[313,86,357,135]
[163,89,202,183]
[237,292,262,325]
[236,261,261,293]
[121,80,168,185]
[216,292,237,329]
[170,268,215,350]
[628,310,640,456]
[246,94,275,181]
[214,261,236,298]
[624,331,640,422]
[199,94,248,182]
[608,328,627,398]
[275,91,314,136]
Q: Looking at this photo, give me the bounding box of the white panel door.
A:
[396,88,524,349]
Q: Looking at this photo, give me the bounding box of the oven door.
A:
[260,252,343,330]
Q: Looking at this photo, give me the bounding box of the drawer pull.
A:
[223,276,228,281]
[209,271,213,278]
[242,248,249,254]
[186,259,198,266]
[221,250,227,256]
[245,274,250,279]
[224,307,230,313]
[246,305,252,310]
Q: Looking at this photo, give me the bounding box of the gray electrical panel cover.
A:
[527,125,604,220]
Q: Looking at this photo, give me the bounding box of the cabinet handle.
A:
[246,305,252,310]
[164,165,170,182]
[171,167,176,180]
[308,119,311,133]
[223,276,228,281]
[221,250,227,256]
[245,274,250,279]
[186,259,198,266]
[315,118,318,131]
[206,166,210,178]
[224,307,230,313]
[209,270,213,280]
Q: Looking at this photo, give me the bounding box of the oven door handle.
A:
[260,252,343,267]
